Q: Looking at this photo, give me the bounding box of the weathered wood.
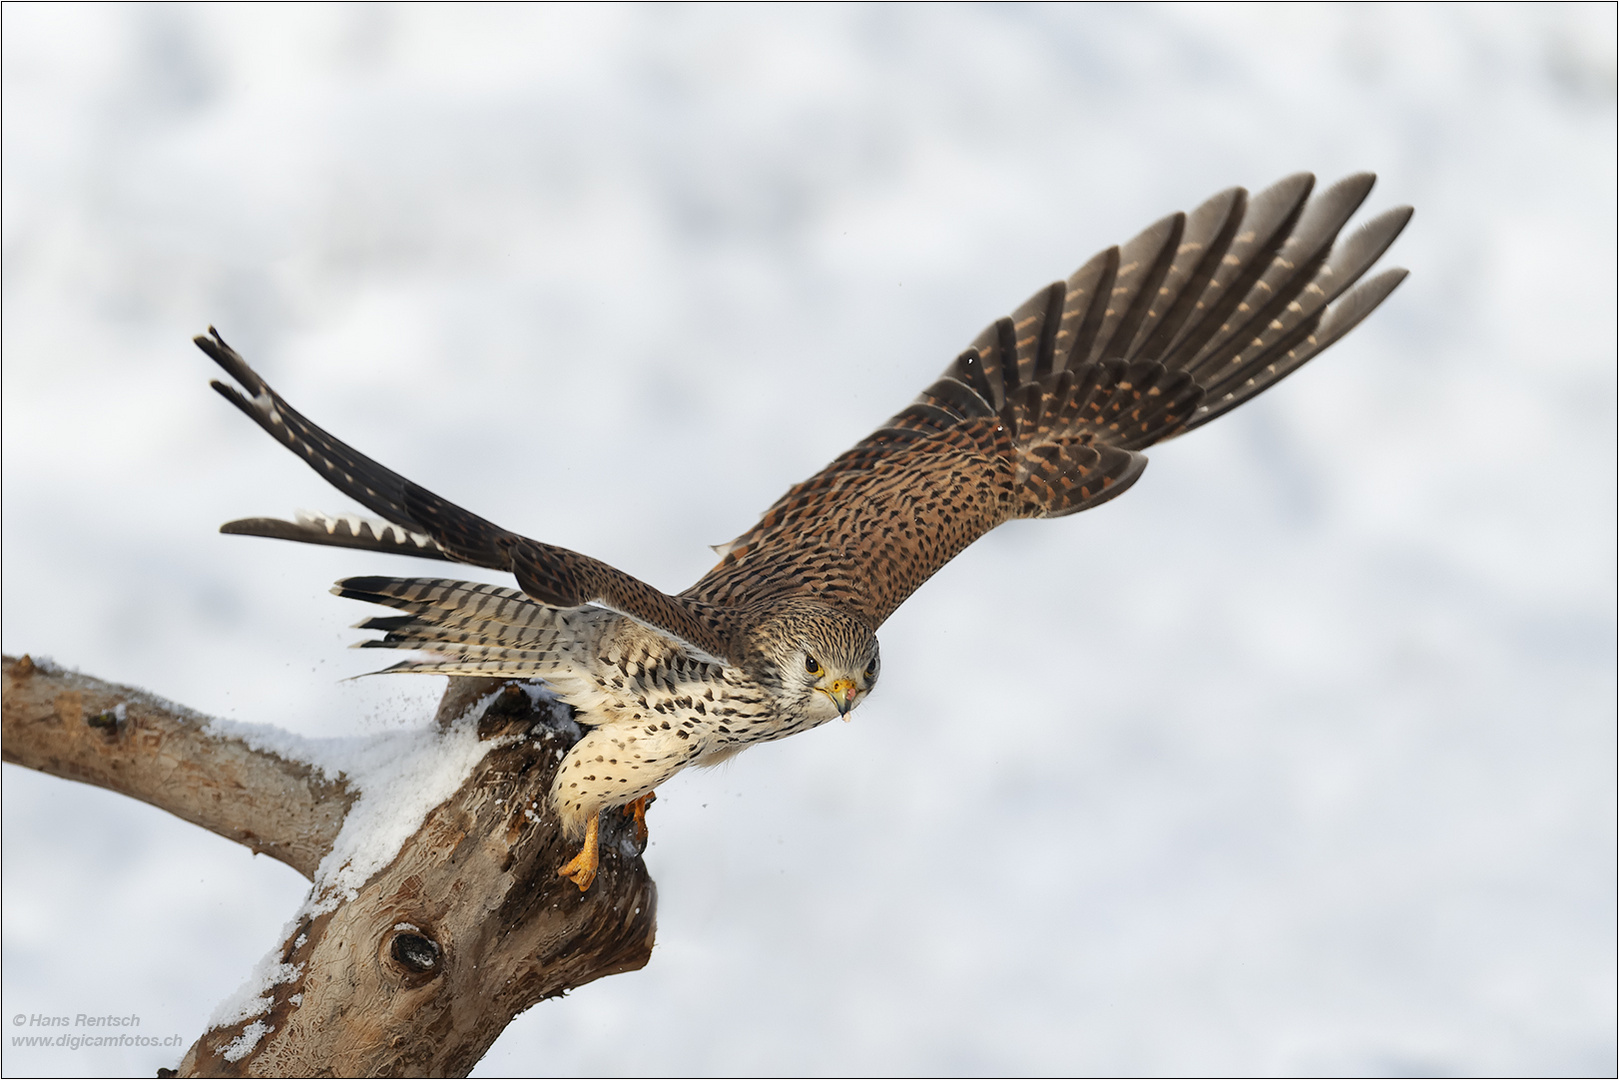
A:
[4,657,659,1076]
[2,654,351,878]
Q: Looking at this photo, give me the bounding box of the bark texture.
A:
[2,654,350,877]
[3,656,658,1077]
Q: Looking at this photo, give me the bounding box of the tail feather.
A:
[368,656,571,678]
[333,577,563,636]
[357,638,554,661]
[331,575,591,678]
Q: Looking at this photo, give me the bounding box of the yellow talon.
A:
[621,790,656,847]
[558,812,600,892]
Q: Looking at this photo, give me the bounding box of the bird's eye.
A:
[865,659,878,678]
[805,656,823,676]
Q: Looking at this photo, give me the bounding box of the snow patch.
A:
[306,693,512,910]
[208,939,303,1031]
[221,1020,272,1063]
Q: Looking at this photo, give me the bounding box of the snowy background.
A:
[4,5,1613,1076]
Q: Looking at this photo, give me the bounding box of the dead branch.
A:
[3,654,351,877]
[3,655,658,1077]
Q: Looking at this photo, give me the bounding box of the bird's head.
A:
[747,600,880,722]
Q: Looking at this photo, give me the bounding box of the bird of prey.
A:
[200,172,1410,891]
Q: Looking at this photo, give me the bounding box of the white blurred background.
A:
[3,5,1613,1076]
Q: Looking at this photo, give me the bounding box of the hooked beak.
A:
[821,677,859,720]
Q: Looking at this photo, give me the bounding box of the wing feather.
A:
[220,510,453,560]
[689,173,1408,628]
[199,329,741,662]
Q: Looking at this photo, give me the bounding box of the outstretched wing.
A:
[198,330,741,662]
[687,172,1410,630]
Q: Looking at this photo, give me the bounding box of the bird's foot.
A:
[558,812,600,892]
[621,790,656,847]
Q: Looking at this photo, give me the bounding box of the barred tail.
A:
[333,576,585,678]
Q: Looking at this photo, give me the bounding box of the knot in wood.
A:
[384,923,443,985]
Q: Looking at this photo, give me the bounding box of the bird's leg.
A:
[558,812,600,892]
[621,790,656,847]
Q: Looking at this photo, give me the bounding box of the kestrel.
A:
[200,172,1410,890]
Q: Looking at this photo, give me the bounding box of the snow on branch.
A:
[3,653,352,878]
[4,656,658,1076]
